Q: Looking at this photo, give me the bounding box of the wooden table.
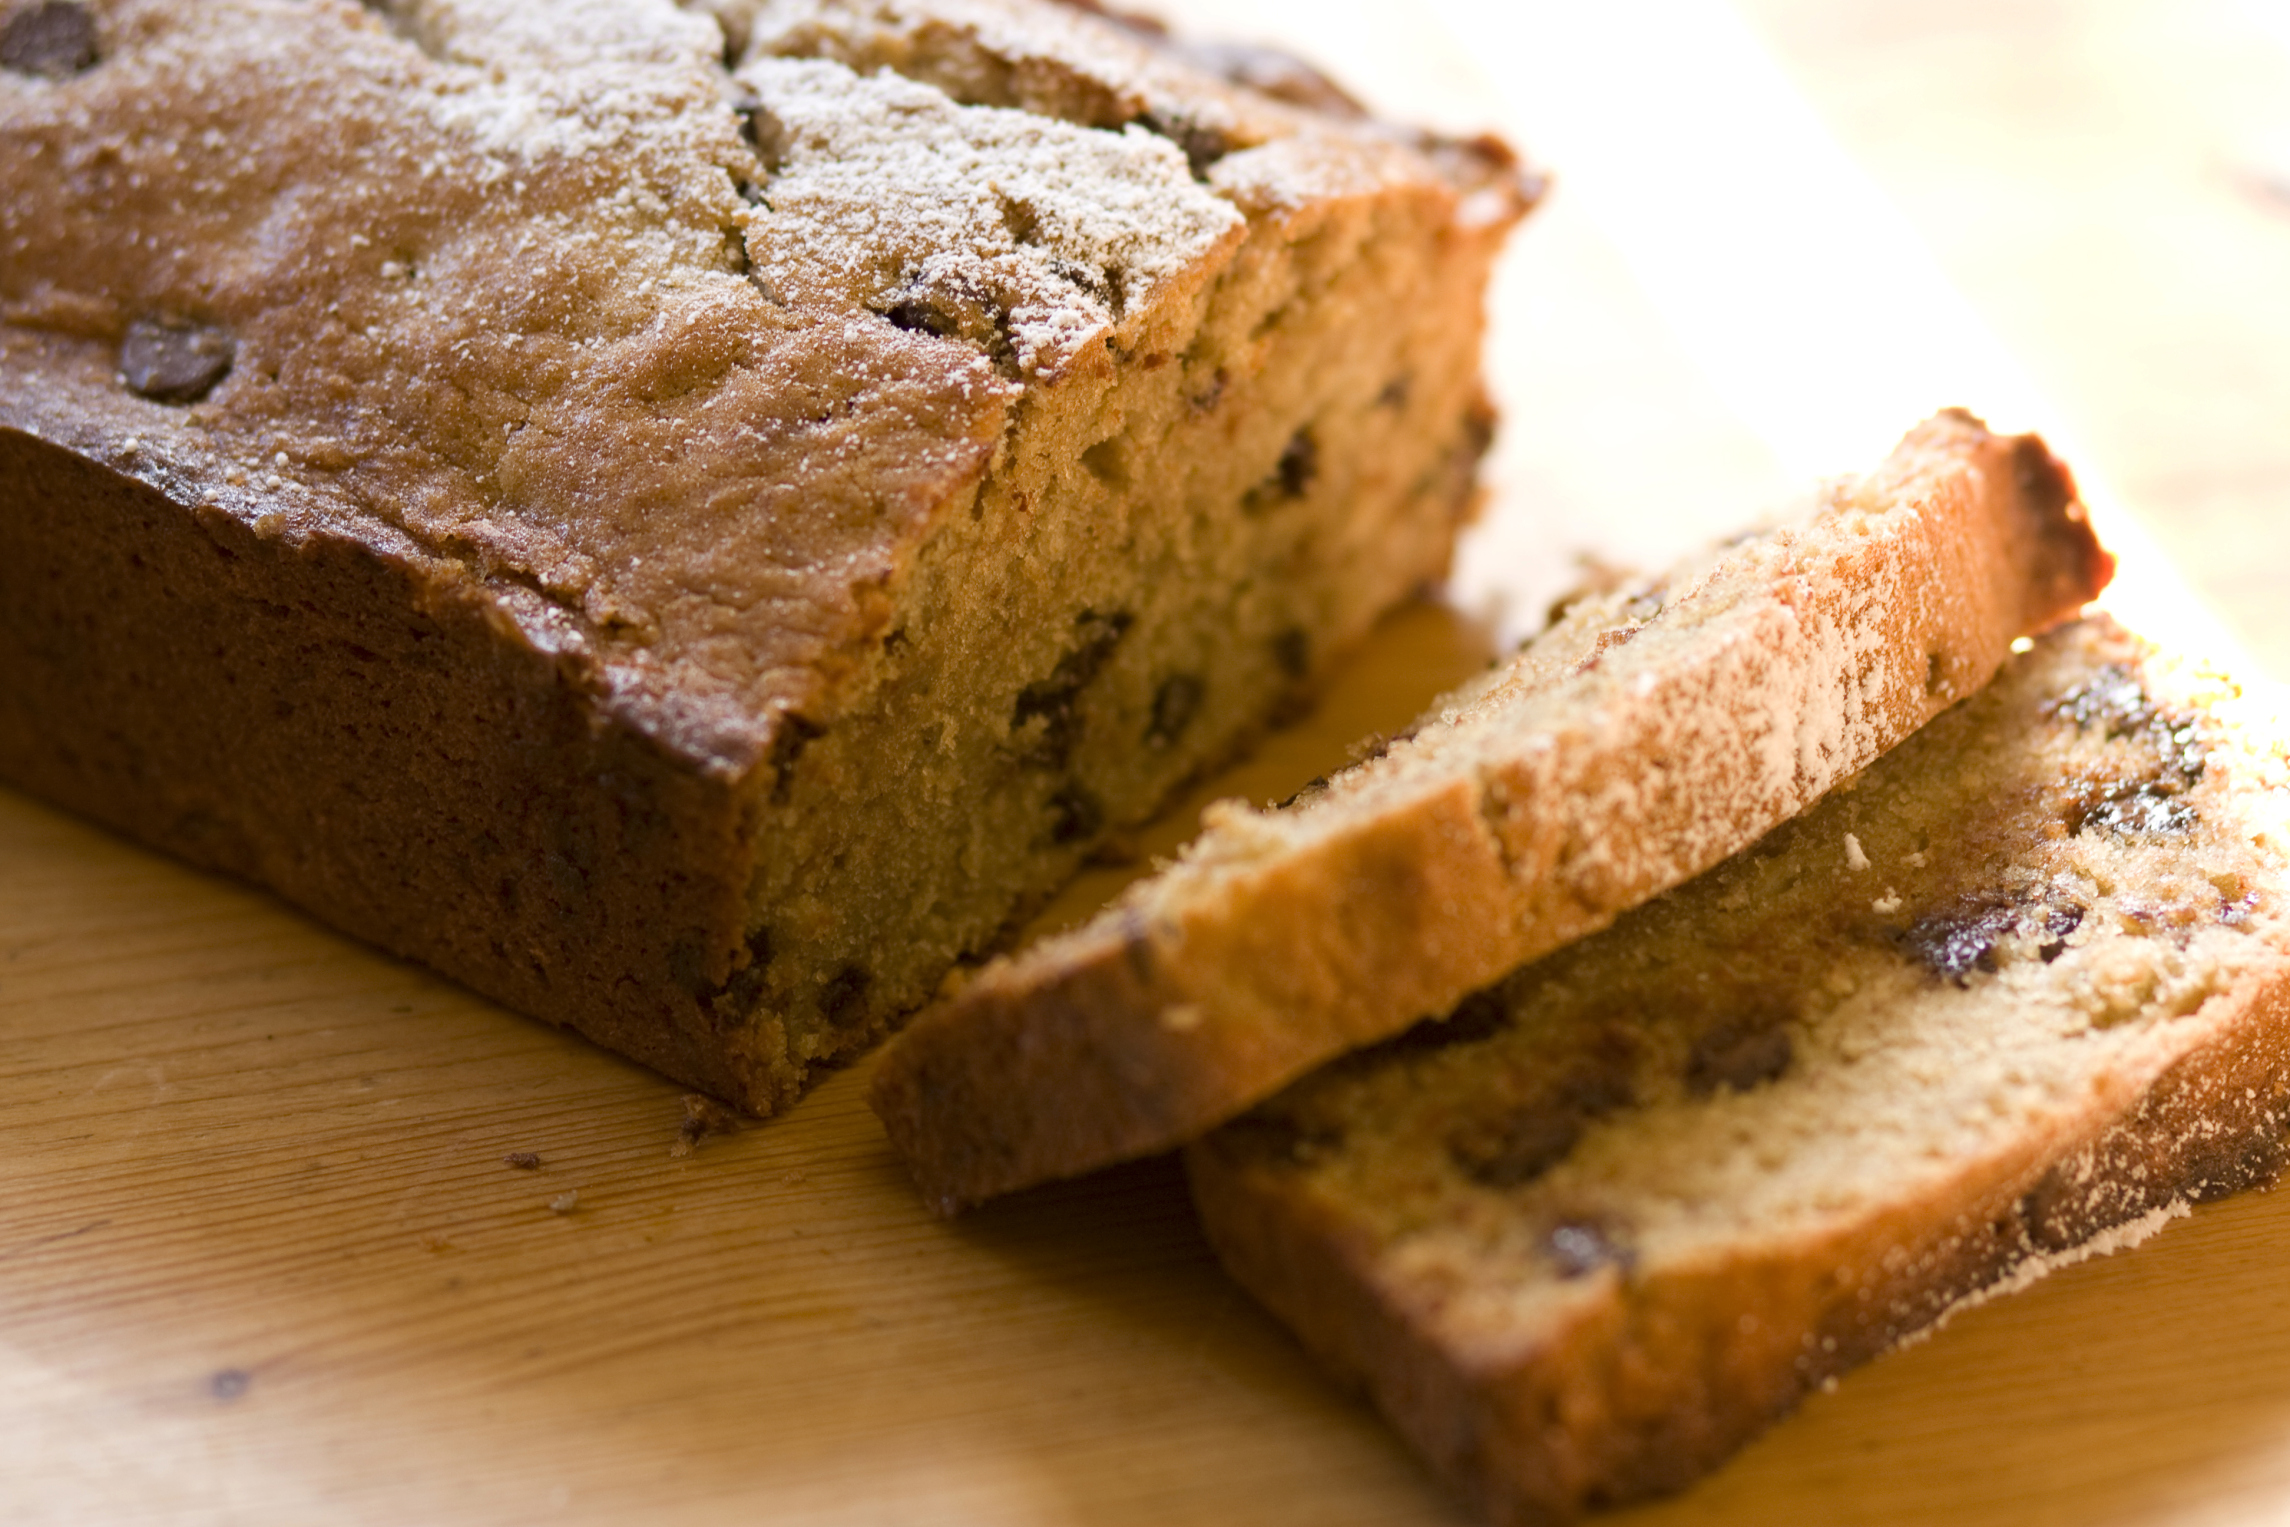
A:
[10,3,2290,1523]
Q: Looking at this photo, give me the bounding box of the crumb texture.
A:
[872,411,2113,1209]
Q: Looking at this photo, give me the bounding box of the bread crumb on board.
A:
[668,1093,743,1158]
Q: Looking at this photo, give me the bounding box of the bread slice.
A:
[871,411,2113,1209]
[0,0,1527,1111]
[1187,617,2290,1524]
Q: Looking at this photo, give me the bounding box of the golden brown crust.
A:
[872,412,2115,1210]
[0,427,768,1097]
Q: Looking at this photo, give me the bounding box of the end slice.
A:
[1186,617,2290,1523]
[872,410,2114,1210]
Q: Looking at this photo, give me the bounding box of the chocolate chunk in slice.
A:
[1685,1015,1794,1095]
[119,318,236,405]
[2,1,97,79]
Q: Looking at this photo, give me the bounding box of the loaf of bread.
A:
[1188,617,2290,1524]
[0,0,1530,1110]
[872,411,2113,1210]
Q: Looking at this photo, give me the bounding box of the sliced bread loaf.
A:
[1187,616,2290,1524]
[0,0,1527,1112]
[872,411,2113,1209]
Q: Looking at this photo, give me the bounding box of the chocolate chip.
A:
[1546,1219,1629,1279]
[119,318,235,404]
[1145,672,1203,748]
[819,964,870,1027]
[1899,896,2020,983]
[1555,1055,1635,1117]
[1270,626,1310,680]
[705,925,776,1026]
[1049,255,1119,313]
[503,1151,543,1171]
[2044,664,2162,743]
[765,714,822,806]
[2038,902,2084,963]
[1276,429,1318,496]
[1246,428,1319,510]
[2045,668,2208,834]
[731,91,788,174]
[2073,780,2199,838]
[1450,1110,1581,1190]
[1046,783,1102,845]
[1686,1019,1793,1096]
[883,296,954,337]
[2,0,97,78]
[1013,609,1133,766]
[1134,108,1231,178]
[874,277,1021,373]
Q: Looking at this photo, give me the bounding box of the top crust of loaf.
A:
[871,411,2115,1212]
[0,0,1526,774]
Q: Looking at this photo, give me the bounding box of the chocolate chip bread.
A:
[0,0,1531,1110]
[872,411,2113,1209]
[1188,617,2290,1524]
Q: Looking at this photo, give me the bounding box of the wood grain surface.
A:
[9,2,2290,1524]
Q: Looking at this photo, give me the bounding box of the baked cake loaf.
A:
[872,411,2113,1210]
[0,0,1530,1110]
[1188,617,2290,1524]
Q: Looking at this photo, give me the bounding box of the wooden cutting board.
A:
[10,3,2290,1524]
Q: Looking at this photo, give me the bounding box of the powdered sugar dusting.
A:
[739,56,1240,379]
[391,0,737,161]
[718,0,1279,153]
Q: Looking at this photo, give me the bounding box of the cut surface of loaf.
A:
[1187,617,2290,1524]
[0,0,1529,1110]
[872,411,2114,1209]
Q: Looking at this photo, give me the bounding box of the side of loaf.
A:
[872,411,2113,1210]
[1187,617,2290,1524]
[0,0,1530,1110]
